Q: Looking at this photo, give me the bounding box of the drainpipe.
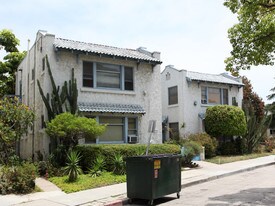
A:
[32,39,36,162]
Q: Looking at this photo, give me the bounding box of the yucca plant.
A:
[89,155,106,177]
[111,154,126,175]
[63,150,82,182]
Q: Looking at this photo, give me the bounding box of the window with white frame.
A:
[201,86,228,105]
[83,61,134,91]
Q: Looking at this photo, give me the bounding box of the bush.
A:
[205,105,247,137]
[37,161,47,176]
[64,151,82,182]
[0,162,36,194]
[75,144,180,172]
[181,141,201,167]
[188,133,218,158]
[218,137,246,155]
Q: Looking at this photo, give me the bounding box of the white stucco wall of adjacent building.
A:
[161,65,244,139]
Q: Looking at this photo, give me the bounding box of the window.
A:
[83,62,94,87]
[128,118,137,135]
[83,61,133,91]
[97,63,120,88]
[201,87,228,105]
[168,86,178,105]
[169,122,179,140]
[99,117,124,142]
[42,57,45,71]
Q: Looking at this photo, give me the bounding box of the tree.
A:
[0,29,26,96]
[242,76,265,120]
[45,113,106,150]
[0,97,35,164]
[224,0,275,75]
[205,105,247,137]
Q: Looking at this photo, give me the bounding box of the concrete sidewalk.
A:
[1,155,274,206]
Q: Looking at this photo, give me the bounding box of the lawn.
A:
[49,172,126,193]
[206,150,275,164]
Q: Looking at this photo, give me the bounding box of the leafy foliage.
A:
[75,144,180,172]
[0,162,36,194]
[63,150,82,182]
[243,101,271,153]
[49,172,126,193]
[242,76,265,120]
[205,105,247,137]
[89,155,106,177]
[180,141,201,167]
[188,133,218,158]
[224,0,275,74]
[111,154,126,175]
[0,97,35,165]
[46,113,106,149]
[0,29,26,96]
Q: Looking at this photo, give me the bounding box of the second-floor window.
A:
[168,86,178,105]
[83,61,133,91]
[201,86,228,105]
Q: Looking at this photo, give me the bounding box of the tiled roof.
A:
[186,71,243,86]
[54,38,162,64]
[78,102,146,114]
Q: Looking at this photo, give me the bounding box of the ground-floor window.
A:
[169,122,179,140]
[85,116,138,143]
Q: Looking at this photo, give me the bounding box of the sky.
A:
[1,0,274,103]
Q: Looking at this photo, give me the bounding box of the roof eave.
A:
[54,47,162,65]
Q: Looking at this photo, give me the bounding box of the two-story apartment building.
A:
[161,65,243,140]
[16,30,162,159]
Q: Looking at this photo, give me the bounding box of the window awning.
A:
[78,102,146,114]
[198,113,206,120]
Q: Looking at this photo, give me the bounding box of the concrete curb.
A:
[182,161,275,188]
[104,161,275,206]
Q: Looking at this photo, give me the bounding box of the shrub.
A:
[37,161,47,176]
[188,133,218,158]
[181,141,201,167]
[75,144,180,172]
[111,154,126,175]
[205,105,247,137]
[0,162,36,194]
[89,155,106,177]
[64,151,82,182]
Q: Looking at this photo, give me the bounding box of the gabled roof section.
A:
[54,38,162,65]
[78,102,146,114]
[186,71,243,86]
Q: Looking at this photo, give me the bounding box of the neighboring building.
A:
[161,65,243,140]
[15,30,162,159]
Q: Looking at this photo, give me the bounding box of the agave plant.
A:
[89,155,106,177]
[63,150,82,182]
[111,154,126,175]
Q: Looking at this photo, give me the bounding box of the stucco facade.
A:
[161,65,243,140]
[16,31,162,159]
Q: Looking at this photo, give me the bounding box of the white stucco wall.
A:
[161,66,244,139]
[16,31,162,159]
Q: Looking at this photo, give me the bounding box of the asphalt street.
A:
[126,165,275,206]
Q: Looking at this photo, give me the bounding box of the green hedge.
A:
[75,144,180,172]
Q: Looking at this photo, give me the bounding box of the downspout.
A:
[32,39,36,162]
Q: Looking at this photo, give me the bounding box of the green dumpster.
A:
[126,154,181,205]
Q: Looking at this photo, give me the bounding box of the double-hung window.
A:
[201,86,228,105]
[83,61,133,91]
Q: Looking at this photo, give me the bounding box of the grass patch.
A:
[49,172,126,193]
[33,185,43,193]
[206,150,275,164]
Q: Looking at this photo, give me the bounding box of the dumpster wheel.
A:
[177,192,180,199]
[148,200,154,205]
